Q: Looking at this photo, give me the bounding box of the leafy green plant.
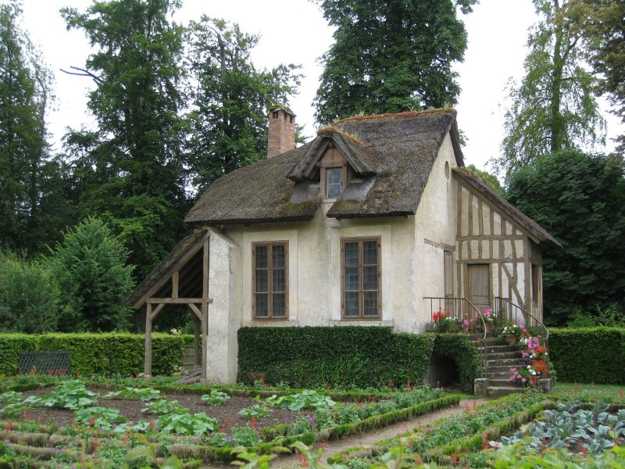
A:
[23,380,96,409]
[0,391,24,418]
[103,386,161,401]
[231,426,260,447]
[142,399,185,415]
[239,404,270,420]
[499,402,625,455]
[75,406,126,431]
[157,412,218,436]
[201,389,230,406]
[266,390,336,412]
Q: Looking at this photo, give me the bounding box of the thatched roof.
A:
[185,108,463,224]
[453,168,561,246]
[128,229,207,308]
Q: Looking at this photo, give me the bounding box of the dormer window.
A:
[326,167,344,199]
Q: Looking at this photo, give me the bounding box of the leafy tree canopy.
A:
[0,0,69,255]
[186,17,301,191]
[313,0,477,124]
[506,150,625,325]
[60,0,189,276]
[46,217,135,332]
[566,0,625,153]
[499,0,605,176]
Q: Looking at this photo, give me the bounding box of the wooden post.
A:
[144,303,152,379]
[201,235,209,382]
[172,271,179,299]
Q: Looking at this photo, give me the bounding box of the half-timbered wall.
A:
[455,179,542,321]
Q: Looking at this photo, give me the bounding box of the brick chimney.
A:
[267,107,296,158]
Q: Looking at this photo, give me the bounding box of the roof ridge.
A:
[334,108,456,125]
[317,125,365,145]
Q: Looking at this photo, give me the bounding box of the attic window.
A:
[326,168,343,199]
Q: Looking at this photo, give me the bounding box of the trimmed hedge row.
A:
[0,333,192,377]
[238,327,480,388]
[549,327,625,384]
[238,327,436,387]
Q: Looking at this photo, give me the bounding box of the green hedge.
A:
[238,327,436,387]
[0,333,192,377]
[549,327,625,384]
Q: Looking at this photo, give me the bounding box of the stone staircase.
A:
[474,338,526,397]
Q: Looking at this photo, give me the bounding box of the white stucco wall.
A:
[412,133,459,330]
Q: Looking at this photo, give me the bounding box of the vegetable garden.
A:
[0,376,460,467]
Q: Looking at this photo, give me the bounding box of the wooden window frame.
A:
[322,166,347,200]
[252,241,289,320]
[340,237,382,320]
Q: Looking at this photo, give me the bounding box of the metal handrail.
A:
[423,296,488,340]
[494,296,549,341]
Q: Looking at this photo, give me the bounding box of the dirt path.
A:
[270,399,485,468]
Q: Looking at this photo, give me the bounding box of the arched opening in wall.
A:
[428,352,460,389]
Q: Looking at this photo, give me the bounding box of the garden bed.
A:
[20,388,308,432]
[0,376,462,467]
[329,385,625,468]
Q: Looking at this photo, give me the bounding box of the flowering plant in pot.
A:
[500,323,522,345]
[510,335,550,387]
[429,310,463,333]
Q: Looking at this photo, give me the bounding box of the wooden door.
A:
[467,264,491,311]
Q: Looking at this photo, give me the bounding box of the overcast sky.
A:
[18,0,624,171]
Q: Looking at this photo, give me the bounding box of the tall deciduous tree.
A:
[186,17,300,191]
[313,0,477,124]
[500,0,605,175]
[0,1,67,254]
[61,0,188,276]
[507,150,625,325]
[566,0,625,153]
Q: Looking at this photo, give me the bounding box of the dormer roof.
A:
[287,127,377,181]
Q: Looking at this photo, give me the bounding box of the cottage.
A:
[129,108,558,383]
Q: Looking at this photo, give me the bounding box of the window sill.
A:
[331,319,393,327]
[242,319,298,327]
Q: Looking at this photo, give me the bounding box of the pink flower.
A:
[463,319,470,331]
[483,307,492,318]
[528,337,540,350]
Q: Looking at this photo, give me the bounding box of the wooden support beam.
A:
[188,303,202,321]
[149,303,165,321]
[144,304,152,379]
[147,298,203,304]
[172,271,179,299]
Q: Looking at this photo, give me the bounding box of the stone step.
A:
[487,386,525,397]
[488,378,524,387]
[485,364,525,374]
[485,358,526,367]
[481,351,523,360]
[478,345,520,353]
[486,371,514,379]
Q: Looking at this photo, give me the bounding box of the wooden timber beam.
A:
[172,271,179,299]
[147,298,204,304]
[187,303,202,321]
[144,303,153,379]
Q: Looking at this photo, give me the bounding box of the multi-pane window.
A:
[325,167,343,199]
[253,242,288,319]
[342,238,381,319]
